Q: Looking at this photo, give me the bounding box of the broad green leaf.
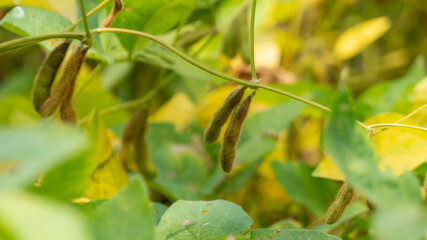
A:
[313,112,427,181]
[90,177,154,240]
[271,161,339,217]
[322,89,422,207]
[158,200,253,240]
[356,57,426,119]
[0,123,88,188]
[0,95,38,126]
[111,0,196,52]
[0,0,77,21]
[241,99,305,141]
[0,190,90,240]
[372,204,427,240]
[151,144,208,200]
[246,229,342,240]
[152,202,168,225]
[32,149,97,201]
[0,6,71,38]
[333,17,391,60]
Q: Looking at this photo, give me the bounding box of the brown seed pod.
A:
[119,108,156,179]
[204,86,247,144]
[219,91,254,173]
[32,39,71,113]
[39,44,88,118]
[101,0,122,27]
[326,183,354,224]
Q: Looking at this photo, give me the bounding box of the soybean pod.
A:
[32,39,71,113]
[326,183,354,224]
[204,86,246,144]
[219,91,254,173]
[40,44,88,118]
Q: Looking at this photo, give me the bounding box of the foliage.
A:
[0,0,426,240]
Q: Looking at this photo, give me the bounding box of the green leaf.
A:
[0,0,77,21]
[247,229,342,240]
[0,6,71,38]
[31,149,97,201]
[313,203,368,232]
[152,202,168,225]
[0,95,39,126]
[151,144,208,200]
[0,123,89,188]
[158,200,253,240]
[323,89,426,207]
[372,204,427,240]
[90,176,154,240]
[241,100,305,141]
[356,57,426,119]
[0,190,90,240]
[271,161,339,217]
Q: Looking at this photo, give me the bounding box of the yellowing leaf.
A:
[334,17,391,60]
[0,0,77,21]
[84,155,128,200]
[150,93,195,132]
[313,113,427,181]
[83,111,128,200]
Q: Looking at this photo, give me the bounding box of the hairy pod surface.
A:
[204,86,247,144]
[32,40,71,113]
[120,108,156,178]
[219,92,254,173]
[326,183,354,224]
[40,45,88,118]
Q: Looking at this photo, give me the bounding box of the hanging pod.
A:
[326,183,354,224]
[219,91,254,173]
[119,108,156,179]
[204,86,247,144]
[39,44,88,119]
[32,39,71,113]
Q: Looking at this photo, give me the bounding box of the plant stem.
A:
[250,0,257,80]
[0,33,85,54]
[90,28,330,111]
[79,0,93,46]
[369,123,427,133]
[372,103,427,136]
[65,0,111,31]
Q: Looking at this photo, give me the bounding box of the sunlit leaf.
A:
[158,200,253,240]
[0,0,77,21]
[334,17,391,60]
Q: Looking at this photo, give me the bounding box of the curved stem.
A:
[249,0,257,80]
[0,33,85,54]
[65,0,111,31]
[91,28,333,111]
[79,0,93,46]
[369,123,427,133]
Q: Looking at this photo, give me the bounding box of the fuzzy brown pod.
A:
[32,39,71,113]
[119,108,156,179]
[326,183,354,224]
[101,0,122,27]
[204,86,246,144]
[39,44,88,120]
[219,91,254,173]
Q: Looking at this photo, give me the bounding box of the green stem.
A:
[372,103,427,136]
[369,123,427,133]
[79,0,93,46]
[91,28,372,130]
[250,0,257,80]
[65,0,111,31]
[0,33,85,54]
